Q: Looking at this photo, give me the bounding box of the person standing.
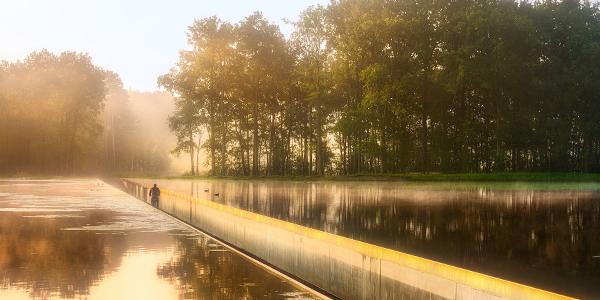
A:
[149,184,160,207]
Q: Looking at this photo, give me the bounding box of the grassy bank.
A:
[160,172,600,182]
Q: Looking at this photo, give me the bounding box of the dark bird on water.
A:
[214,193,219,196]
[204,189,209,192]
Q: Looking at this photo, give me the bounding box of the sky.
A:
[0,0,329,91]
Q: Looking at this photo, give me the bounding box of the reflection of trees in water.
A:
[334,192,600,297]
[195,181,600,298]
[0,210,125,299]
[157,235,308,300]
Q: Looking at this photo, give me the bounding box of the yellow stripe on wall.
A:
[126,179,576,300]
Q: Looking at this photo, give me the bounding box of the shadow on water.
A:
[134,179,600,298]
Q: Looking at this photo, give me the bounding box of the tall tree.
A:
[159,1,600,176]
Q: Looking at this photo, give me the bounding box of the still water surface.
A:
[133,178,600,298]
[0,179,316,300]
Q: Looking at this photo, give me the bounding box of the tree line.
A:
[161,0,600,176]
[0,50,170,175]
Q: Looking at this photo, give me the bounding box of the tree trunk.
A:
[210,123,216,176]
[316,120,324,175]
[196,131,202,175]
[189,129,195,176]
[221,122,227,175]
[252,102,259,176]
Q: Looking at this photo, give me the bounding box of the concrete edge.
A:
[113,179,333,300]
[125,179,577,300]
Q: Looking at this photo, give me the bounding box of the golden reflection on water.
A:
[0,250,181,300]
[89,250,180,300]
[0,179,314,300]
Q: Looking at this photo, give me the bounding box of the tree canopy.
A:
[157,0,600,175]
[0,50,170,175]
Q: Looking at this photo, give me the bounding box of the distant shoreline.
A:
[3,172,599,183]
[157,172,600,182]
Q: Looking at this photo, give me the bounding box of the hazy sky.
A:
[0,0,328,91]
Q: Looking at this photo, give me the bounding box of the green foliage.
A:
[0,50,105,173]
[0,51,170,175]
[162,0,600,176]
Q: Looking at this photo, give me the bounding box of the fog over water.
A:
[133,178,600,298]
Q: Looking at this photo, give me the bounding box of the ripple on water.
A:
[0,208,81,212]
[62,212,188,233]
[0,179,318,300]
[22,214,86,218]
[279,291,314,299]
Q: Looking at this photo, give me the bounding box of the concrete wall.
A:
[119,179,573,300]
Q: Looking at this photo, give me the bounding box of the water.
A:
[131,178,600,298]
[0,179,316,300]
